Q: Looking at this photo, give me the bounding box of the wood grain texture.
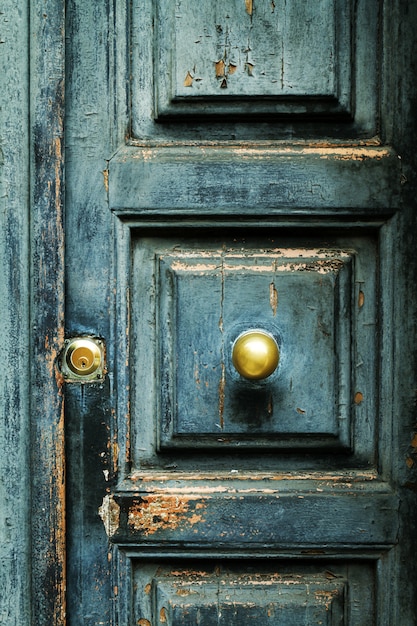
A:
[106,477,398,549]
[110,145,401,215]
[0,1,31,623]
[30,1,66,624]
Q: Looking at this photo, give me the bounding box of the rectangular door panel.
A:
[133,561,375,626]
[131,0,379,138]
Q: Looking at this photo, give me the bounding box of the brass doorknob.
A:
[232,330,279,380]
[65,338,102,376]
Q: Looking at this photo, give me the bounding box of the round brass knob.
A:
[65,338,102,376]
[232,330,279,380]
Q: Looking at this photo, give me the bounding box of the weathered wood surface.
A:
[133,561,374,626]
[29,0,66,624]
[10,0,415,624]
[64,0,127,622]
[110,145,401,215]
[131,0,379,139]
[101,474,398,550]
[0,2,31,623]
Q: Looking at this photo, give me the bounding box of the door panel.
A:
[131,0,378,138]
[133,561,374,626]
[63,0,417,624]
[129,232,375,453]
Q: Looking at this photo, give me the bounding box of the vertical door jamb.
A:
[30,0,66,623]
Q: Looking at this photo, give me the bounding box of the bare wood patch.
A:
[215,59,225,77]
[269,282,278,315]
[184,71,193,87]
[128,495,206,535]
[245,0,253,15]
[354,392,364,405]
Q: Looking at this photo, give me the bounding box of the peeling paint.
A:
[127,496,205,535]
[102,168,109,193]
[354,392,364,405]
[245,0,253,15]
[269,282,278,315]
[215,59,225,78]
[184,71,193,87]
[99,495,121,537]
[218,362,225,429]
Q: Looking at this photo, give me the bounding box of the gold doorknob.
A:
[65,338,102,376]
[232,330,279,380]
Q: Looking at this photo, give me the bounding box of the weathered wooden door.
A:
[32,0,417,623]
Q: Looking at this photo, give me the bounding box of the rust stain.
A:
[184,71,193,87]
[128,496,205,536]
[411,433,417,448]
[228,62,237,75]
[358,290,365,308]
[296,408,306,415]
[245,0,253,15]
[138,620,151,626]
[144,583,151,594]
[269,282,278,315]
[160,607,168,623]
[406,457,414,468]
[354,392,364,405]
[99,495,121,537]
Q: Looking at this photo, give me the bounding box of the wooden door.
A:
[27,0,417,623]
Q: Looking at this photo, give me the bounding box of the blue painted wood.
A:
[0,2,31,623]
[109,145,401,215]
[29,0,66,623]
[64,0,127,622]
[131,0,379,139]
[61,0,417,625]
[134,561,374,626]
[106,478,399,549]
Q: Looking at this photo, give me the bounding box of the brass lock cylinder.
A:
[65,338,102,377]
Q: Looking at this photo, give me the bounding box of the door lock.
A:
[232,330,279,380]
[61,337,104,381]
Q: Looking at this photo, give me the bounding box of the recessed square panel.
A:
[155,0,350,118]
[158,244,354,449]
[130,232,377,460]
[130,0,380,138]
